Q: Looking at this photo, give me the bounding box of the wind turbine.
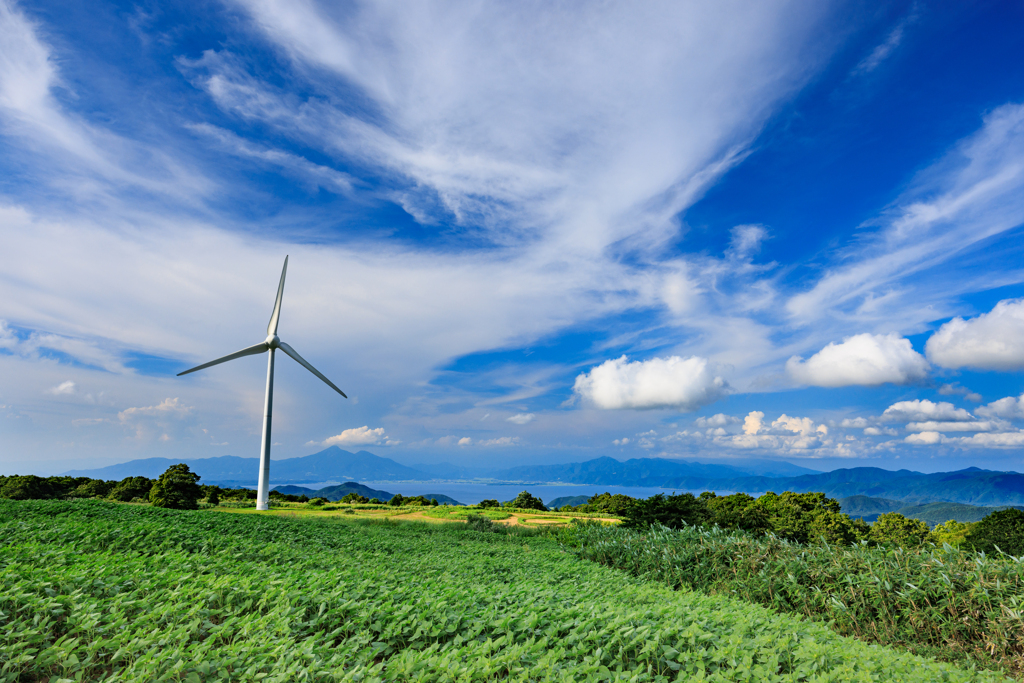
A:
[178,256,346,510]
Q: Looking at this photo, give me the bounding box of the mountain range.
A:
[61,448,1024,506]
[273,482,461,505]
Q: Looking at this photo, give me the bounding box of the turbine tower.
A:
[178,256,347,510]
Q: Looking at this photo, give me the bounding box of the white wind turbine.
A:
[178,256,347,510]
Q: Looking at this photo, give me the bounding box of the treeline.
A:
[0,467,261,510]
[561,490,1024,553]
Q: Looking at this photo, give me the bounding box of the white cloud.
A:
[728,225,768,257]
[573,355,729,411]
[322,425,392,447]
[852,23,905,75]
[506,413,535,425]
[905,421,1002,433]
[743,411,764,435]
[951,431,1024,448]
[772,414,828,437]
[882,399,973,423]
[839,417,870,428]
[118,397,192,421]
[613,437,630,446]
[905,431,943,445]
[926,299,1024,370]
[695,413,739,428]
[863,426,897,436]
[977,394,1024,420]
[47,380,75,395]
[457,437,472,446]
[786,333,929,387]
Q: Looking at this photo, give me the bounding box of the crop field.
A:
[0,500,1011,682]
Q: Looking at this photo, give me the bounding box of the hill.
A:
[548,495,591,508]
[274,481,463,505]
[496,456,817,486]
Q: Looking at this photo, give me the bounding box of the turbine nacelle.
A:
[177,256,347,510]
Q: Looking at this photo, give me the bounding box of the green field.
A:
[0,500,1011,682]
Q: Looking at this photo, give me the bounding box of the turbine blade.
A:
[267,255,289,336]
[177,341,269,376]
[278,341,348,398]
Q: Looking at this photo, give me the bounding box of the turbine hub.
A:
[266,334,280,349]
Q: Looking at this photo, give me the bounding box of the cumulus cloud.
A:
[952,431,1024,448]
[695,413,739,428]
[573,356,729,411]
[881,399,973,423]
[47,380,75,395]
[743,411,764,435]
[322,425,396,447]
[457,437,472,446]
[905,431,943,445]
[613,437,630,446]
[506,413,535,425]
[772,414,828,436]
[926,299,1024,370]
[977,394,1024,420]
[786,333,929,387]
[839,417,870,428]
[455,436,518,447]
[863,426,897,436]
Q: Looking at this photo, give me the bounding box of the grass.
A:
[0,499,1012,682]
[561,520,1024,678]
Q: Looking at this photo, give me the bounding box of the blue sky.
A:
[2,0,1024,476]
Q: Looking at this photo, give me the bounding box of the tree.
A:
[583,492,635,516]
[388,493,405,507]
[0,475,53,500]
[967,508,1024,556]
[870,512,930,547]
[508,491,547,511]
[705,493,768,533]
[309,497,328,506]
[753,492,849,544]
[149,464,203,510]
[108,476,154,502]
[71,479,115,499]
[367,498,382,504]
[930,519,972,548]
[621,493,708,530]
[207,488,220,506]
[478,499,500,509]
[341,492,369,504]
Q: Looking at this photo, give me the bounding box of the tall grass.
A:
[561,521,1024,676]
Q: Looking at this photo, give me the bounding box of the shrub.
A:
[388,494,405,507]
[478,499,500,508]
[622,492,707,530]
[309,497,328,506]
[340,492,369,504]
[368,498,382,504]
[207,488,220,506]
[968,508,1024,556]
[871,512,931,547]
[149,464,202,510]
[930,519,972,548]
[0,475,53,500]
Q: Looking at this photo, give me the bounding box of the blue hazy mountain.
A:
[495,456,817,486]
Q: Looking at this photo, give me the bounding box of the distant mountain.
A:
[712,467,1024,507]
[272,485,316,495]
[889,502,1022,527]
[548,495,590,509]
[838,495,904,518]
[407,462,495,479]
[63,446,429,485]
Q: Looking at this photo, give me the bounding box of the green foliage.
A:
[367,497,382,504]
[930,519,973,548]
[388,493,405,506]
[340,492,370,504]
[207,487,220,506]
[0,499,1006,683]
[578,492,635,515]
[702,492,769,533]
[69,479,115,499]
[871,512,931,547]
[107,476,154,502]
[621,492,707,530]
[968,508,1024,556]
[506,491,547,511]
[565,522,1024,676]
[478,499,499,508]
[309,497,328,506]
[148,463,202,510]
[0,475,54,500]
